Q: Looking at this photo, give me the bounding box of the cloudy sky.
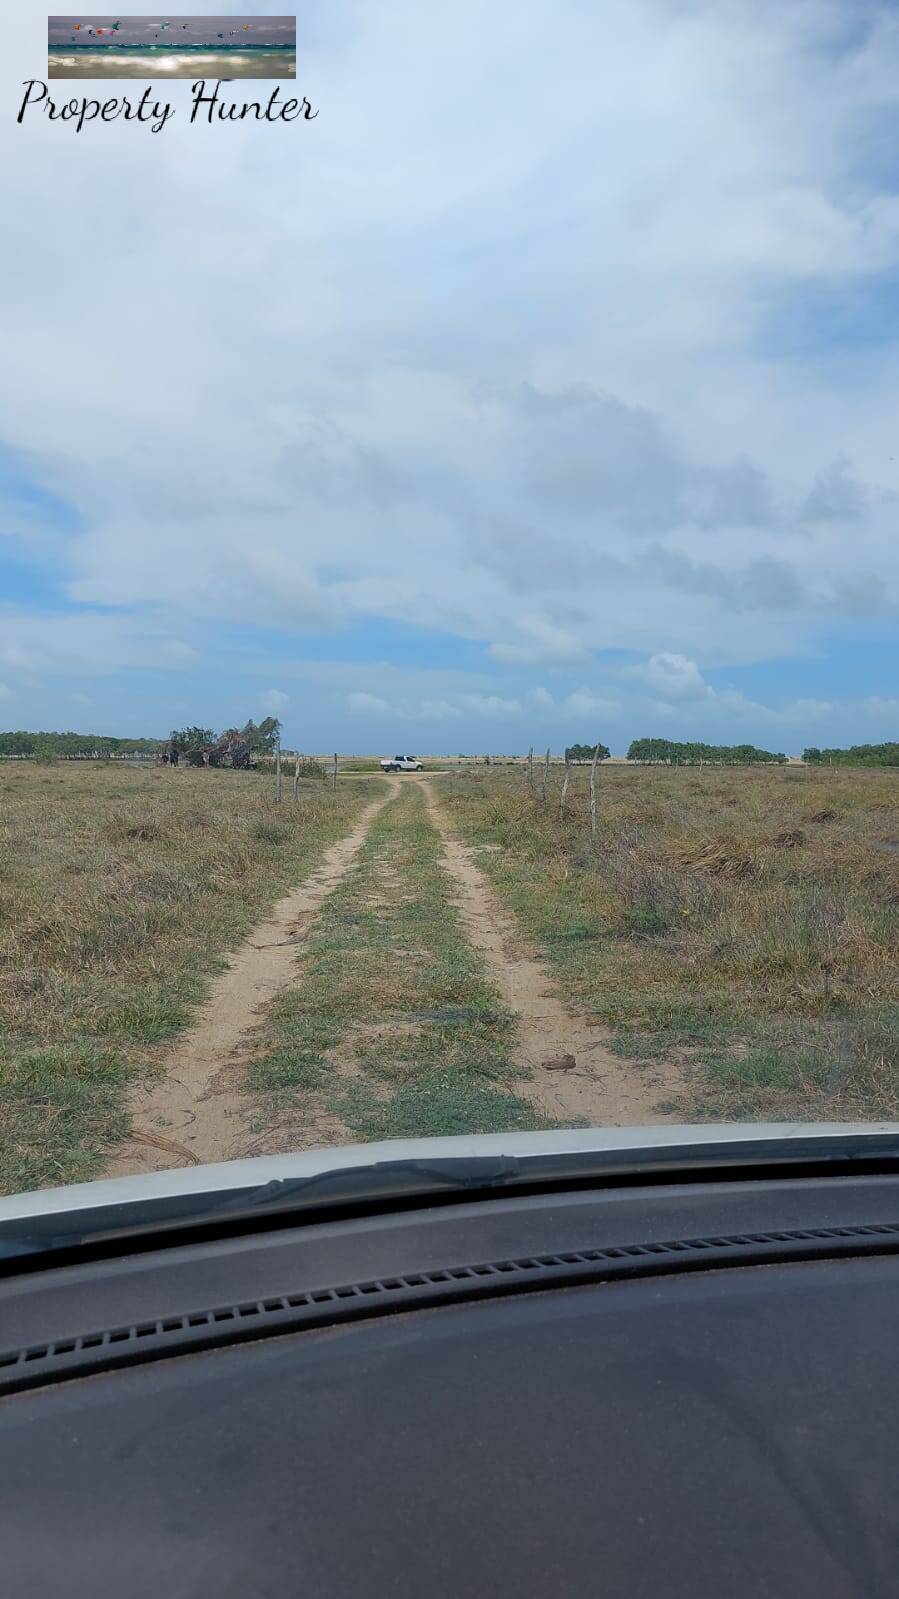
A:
[4,0,899,752]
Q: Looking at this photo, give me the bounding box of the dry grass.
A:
[0,761,372,1194]
[441,763,898,1122]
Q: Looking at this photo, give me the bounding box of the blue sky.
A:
[2,0,898,753]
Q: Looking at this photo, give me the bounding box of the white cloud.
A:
[0,615,204,677]
[418,698,462,721]
[463,694,522,716]
[347,692,391,715]
[3,0,899,744]
[347,689,519,721]
[707,689,835,724]
[521,684,622,721]
[564,689,622,718]
[0,682,12,700]
[803,458,866,523]
[641,653,711,700]
[489,617,590,667]
[865,695,899,720]
[160,640,200,664]
[261,688,290,711]
[776,697,834,722]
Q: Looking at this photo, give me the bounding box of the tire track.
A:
[106,781,400,1176]
[421,779,678,1126]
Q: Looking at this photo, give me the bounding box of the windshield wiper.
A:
[2,1133,897,1274]
[0,1157,523,1269]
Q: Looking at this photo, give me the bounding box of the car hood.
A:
[1,1122,897,1228]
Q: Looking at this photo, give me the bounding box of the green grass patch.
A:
[243,782,555,1144]
[334,1075,552,1140]
[0,1040,137,1194]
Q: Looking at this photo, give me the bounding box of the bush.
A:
[565,742,610,763]
[252,821,290,845]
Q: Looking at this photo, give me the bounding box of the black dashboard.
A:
[0,1166,896,1596]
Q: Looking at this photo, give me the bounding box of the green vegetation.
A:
[627,738,787,765]
[565,742,611,763]
[166,716,281,768]
[243,783,553,1144]
[0,761,373,1194]
[443,763,898,1123]
[804,743,899,768]
[0,729,158,758]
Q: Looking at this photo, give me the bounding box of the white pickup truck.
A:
[380,754,423,772]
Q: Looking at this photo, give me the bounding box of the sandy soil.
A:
[422,779,677,1126]
[106,782,399,1176]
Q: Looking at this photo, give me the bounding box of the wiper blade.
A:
[0,1157,523,1267]
[2,1131,898,1272]
[218,1155,523,1213]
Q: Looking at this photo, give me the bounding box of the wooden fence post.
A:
[527,747,534,790]
[590,741,600,839]
[293,754,300,802]
[332,752,338,791]
[275,738,282,803]
[558,753,571,821]
[540,746,550,803]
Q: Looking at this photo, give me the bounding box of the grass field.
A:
[0,762,372,1195]
[243,781,553,1146]
[3,757,895,1196]
[442,763,898,1122]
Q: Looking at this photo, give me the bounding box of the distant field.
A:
[0,762,371,1195]
[442,763,898,1122]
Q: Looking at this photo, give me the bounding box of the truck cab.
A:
[380,755,423,772]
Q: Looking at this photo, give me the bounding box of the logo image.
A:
[47,15,296,78]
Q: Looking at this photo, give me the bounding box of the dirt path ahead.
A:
[107,782,398,1176]
[422,780,675,1125]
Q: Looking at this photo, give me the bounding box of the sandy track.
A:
[422,780,676,1126]
[106,783,398,1176]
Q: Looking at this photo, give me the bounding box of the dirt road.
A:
[421,780,675,1125]
[107,781,399,1176]
[107,772,670,1176]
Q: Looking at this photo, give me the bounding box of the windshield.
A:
[1,1,896,1207]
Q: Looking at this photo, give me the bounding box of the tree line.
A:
[0,719,282,766]
[626,738,787,765]
[0,729,158,758]
[803,743,899,767]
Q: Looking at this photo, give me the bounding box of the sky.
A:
[47,16,295,46]
[3,0,899,754]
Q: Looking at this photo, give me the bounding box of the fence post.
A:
[527,747,534,790]
[275,737,282,803]
[332,752,338,791]
[590,741,600,839]
[293,754,300,802]
[558,753,571,821]
[540,746,550,802]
